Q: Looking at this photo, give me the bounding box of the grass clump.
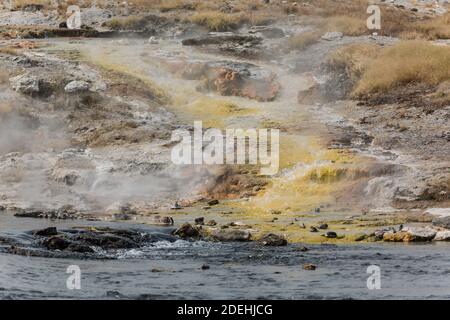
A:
[10,0,50,10]
[190,11,244,31]
[327,41,450,96]
[286,31,321,51]
[104,16,148,31]
[327,43,380,84]
[408,13,450,40]
[324,16,367,36]
[354,41,450,95]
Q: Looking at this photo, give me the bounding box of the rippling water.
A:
[1,214,450,300]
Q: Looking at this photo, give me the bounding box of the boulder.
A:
[43,236,70,250]
[325,231,337,238]
[173,223,199,239]
[208,199,220,206]
[213,66,279,101]
[383,226,437,242]
[64,80,90,93]
[383,231,412,242]
[432,216,450,229]
[403,226,437,241]
[195,217,205,225]
[258,233,287,246]
[434,230,450,241]
[209,229,251,242]
[176,61,279,101]
[303,263,316,270]
[33,227,58,237]
[9,74,40,94]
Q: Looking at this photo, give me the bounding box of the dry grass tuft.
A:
[286,31,321,51]
[353,41,450,95]
[190,11,244,31]
[327,43,380,84]
[10,0,51,10]
[324,16,367,36]
[408,13,450,40]
[104,16,148,30]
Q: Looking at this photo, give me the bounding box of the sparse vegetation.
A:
[104,16,148,31]
[190,11,244,31]
[354,41,450,95]
[10,0,51,10]
[286,31,321,51]
[328,41,450,96]
[324,16,367,36]
[327,43,380,84]
[408,13,450,40]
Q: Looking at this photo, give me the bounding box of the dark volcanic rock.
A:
[73,232,137,249]
[43,236,70,250]
[258,233,287,246]
[195,217,205,225]
[318,223,328,230]
[4,226,177,259]
[66,243,95,253]
[207,199,220,206]
[325,231,337,239]
[33,227,58,237]
[173,223,200,239]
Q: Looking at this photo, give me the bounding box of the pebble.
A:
[303,264,316,270]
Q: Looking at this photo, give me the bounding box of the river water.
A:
[1,214,450,300]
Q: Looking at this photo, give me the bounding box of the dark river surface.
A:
[1,214,450,300]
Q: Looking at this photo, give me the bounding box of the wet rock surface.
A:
[383,226,438,242]
[2,226,177,259]
[258,233,288,246]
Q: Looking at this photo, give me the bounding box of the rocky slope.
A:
[0,0,448,244]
